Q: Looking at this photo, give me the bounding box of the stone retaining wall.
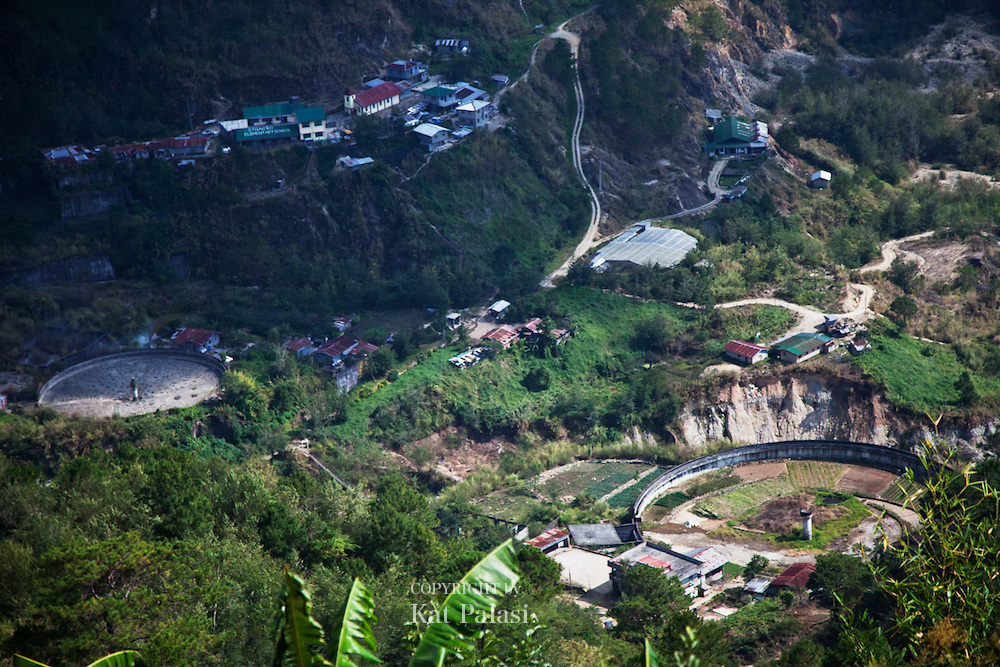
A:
[633,440,928,518]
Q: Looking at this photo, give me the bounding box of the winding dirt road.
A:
[517,13,913,339]
[859,230,935,274]
[540,16,601,288]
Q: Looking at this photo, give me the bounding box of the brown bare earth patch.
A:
[901,239,971,284]
[743,491,847,534]
[835,466,897,497]
[733,461,787,483]
[404,428,502,481]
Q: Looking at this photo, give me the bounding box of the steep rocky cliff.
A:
[678,373,904,446]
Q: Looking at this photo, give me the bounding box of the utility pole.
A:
[186,98,193,130]
[598,159,602,193]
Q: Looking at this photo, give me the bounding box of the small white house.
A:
[810,170,832,188]
[487,299,510,320]
[413,123,450,151]
[456,100,490,127]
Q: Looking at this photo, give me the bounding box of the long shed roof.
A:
[593,224,697,268]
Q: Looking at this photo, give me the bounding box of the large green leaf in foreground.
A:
[409,539,521,667]
[14,651,146,667]
[272,569,333,667]
[330,578,381,667]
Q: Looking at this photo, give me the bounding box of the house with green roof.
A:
[294,106,328,141]
[243,102,302,126]
[772,332,834,364]
[234,101,327,146]
[704,117,770,156]
[421,85,459,110]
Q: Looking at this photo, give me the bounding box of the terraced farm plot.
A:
[836,465,899,498]
[694,476,796,519]
[787,461,846,489]
[880,477,920,505]
[473,490,539,522]
[535,461,605,497]
[607,482,647,508]
[537,461,655,500]
[654,491,691,510]
[585,471,643,499]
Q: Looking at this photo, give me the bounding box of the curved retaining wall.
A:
[633,440,928,518]
[38,349,228,406]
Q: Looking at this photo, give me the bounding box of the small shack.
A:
[724,340,768,365]
[525,528,570,553]
[768,563,816,594]
[810,170,832,188]
[487,299,511,320]
[413,123,450,151]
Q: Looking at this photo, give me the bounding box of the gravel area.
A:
[40,352,223,418]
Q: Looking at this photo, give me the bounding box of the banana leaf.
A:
[329,578,380,666]
[14,651,146,667]
[409,539,520,667]
[644,639,659,667]
[272,569,334,667]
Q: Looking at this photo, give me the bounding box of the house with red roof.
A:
[344,82,403,116]
[171,327,221,353]
[147,136,208,158]
[383,60,426,82]
[723,340,769,365]
[284,337,316,357]
[768,562,816,593]
[482,324,519,349]
[524,528,570,553]
[313,335,359,365]
[610,542,709,596]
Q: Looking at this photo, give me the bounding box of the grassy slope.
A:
[852,325,1000,413]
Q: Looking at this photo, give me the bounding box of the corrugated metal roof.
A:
[594,224,697,268]
[171,327,219,346]
[525,528,569,550]
[352,82,403,109]
[294,106,325,124]
[773,333,832,356]
[771,562,816,589]
[724,340,767,357]
[243,102,302,119]
[413,123,448,138]
[457,100,489,112]
[422,86,454,98]
[568,523,642,547]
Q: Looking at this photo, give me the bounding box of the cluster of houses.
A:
[525,519,819,604]
[479,316,571,350]
[43,134,210,169]
[524,522,727,598]
[45,48,510,169]
[283,332,380,392]
[724,317,871,367]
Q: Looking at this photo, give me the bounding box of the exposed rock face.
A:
[679,374,901,446]
[0,255,115,287]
